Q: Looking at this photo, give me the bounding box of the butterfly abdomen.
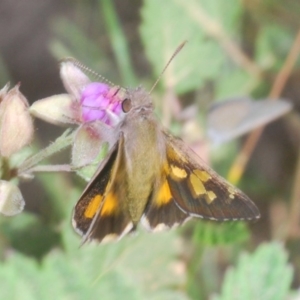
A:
[122,116,162,223]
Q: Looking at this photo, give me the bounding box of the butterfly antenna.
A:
[148,41,187,95]
[62,58,126,92]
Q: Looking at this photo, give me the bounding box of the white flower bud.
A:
[0,180,25,216]
[0,85,34,157]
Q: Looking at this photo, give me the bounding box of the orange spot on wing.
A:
[156,180,172,206]
[101,192,118,216]
[84,195,103,218]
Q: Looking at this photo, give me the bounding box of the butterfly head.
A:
[121,86,153,115]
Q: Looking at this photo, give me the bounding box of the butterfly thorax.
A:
[120,101,164,224]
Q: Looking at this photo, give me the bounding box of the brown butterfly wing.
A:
[141,175,190,231]
[72,134,134,243]
[163,132,260,221]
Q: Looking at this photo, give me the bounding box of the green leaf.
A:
[0,216,188,300]
[215,69,254,99]
[140,0,243,94]
[214,242,293,300]
[61,218,188,299]
[192,221,250,246]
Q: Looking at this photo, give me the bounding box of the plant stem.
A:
[18,129,75,176]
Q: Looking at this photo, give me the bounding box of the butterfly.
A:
[72,87,260,244]
[69,42,259,243]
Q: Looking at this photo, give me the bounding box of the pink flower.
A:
[80,82,122,124]
[30,60,124,172]
[30,60,123,126]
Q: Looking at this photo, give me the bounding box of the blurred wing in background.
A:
[207,97,292,144]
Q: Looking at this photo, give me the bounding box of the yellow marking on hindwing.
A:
[206,191,217,204]
[170,164,188,179]
[156,180,172,206]
[101,192,118,216]
[194,170,211,182]
[84,195,103,218]
[189,173,206,196]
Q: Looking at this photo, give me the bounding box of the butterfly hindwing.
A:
[72,134,134,243]
[163,132,260,221]
[141,176,190,231]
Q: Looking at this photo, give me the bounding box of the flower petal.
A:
[30,94,79,125]
[80,83,123,124]
[0,83,10,98]
[72,124,105,167]
[60,59,91,101]
[72,121,118,168]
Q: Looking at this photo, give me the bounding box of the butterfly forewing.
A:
[163,132,260,221]
[73,135,134,243]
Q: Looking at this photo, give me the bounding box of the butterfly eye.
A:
[122,98,132,113]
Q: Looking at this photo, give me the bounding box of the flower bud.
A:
[0,85,34,157]
[0,180,25,216]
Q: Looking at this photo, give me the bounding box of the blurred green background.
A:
[0,0,300,299]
